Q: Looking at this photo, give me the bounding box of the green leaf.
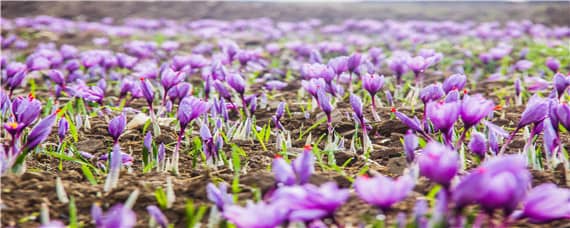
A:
[69,197,78,228]
[81,165,98,185]
[155,187,168,209]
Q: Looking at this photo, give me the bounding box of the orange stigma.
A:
[7,122,18,128]
[28,93,35,100]
[494,105,502,111]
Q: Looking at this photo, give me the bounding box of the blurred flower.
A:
[403,130,418,163]
[23,111,58,152]
[272,182,349,222]
[207,182,234,211]
[442,74,467,94]
[223,201,288,228]
[519,183,570,223]
[468,131,487,158]
[58,118,68,143]
[545,57,560,73]
[418,141,459,187]
[146,205,168,228]
[355,174,415,211]
[515,60,533,72]
[420,84,445,104]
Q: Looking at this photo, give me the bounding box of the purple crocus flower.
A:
[442,74,467,94]
[452,155,530,214]
[524,76,549,92]
[160,68,184,100]
[6,70,26,94]
[272,102,285,130]
[167,82,192,104]
[545,57,560,73]
[207,182,234,211]
[143,131,152,152]
[553,73,569,99]
[108,113,126,144]
[388,54,409,86]
[223,201,288,228]
[403,130,418,163]
[460,94,495,129]
[146,205,168,228]
[327,56,348,76]
[47,69,65,86]
[427,101,460,140]
[22,111,58,152]
[542,118,559,157]
[227,73,246,95]
[468,131,487,158]
[347,52,362,74]
[407,56,429,81]
[292,145,315,185]
[200,122,216,160]
[12,95,42,128]
[354,174,415,211]
[58,118,68,143]
[264,80,288,91]
[272,155,296,186]
[393,109,423,133]
[362,73,385,98]
[515,60,533,72]
[419,84,445,104]
[418,141,459,187]
[555,103,570,130]
[518,95,548,128]
[139,77,155,109]
[272,145,314,186]
[97,204,137,228]
[272,182,349,222]
[177,97,210,131]
[350,94,364,126]
[317,88,333,130]
[519,183,570,223]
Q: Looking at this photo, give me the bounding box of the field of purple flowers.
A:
[1,13,569,228]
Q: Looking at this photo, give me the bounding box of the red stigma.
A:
[28,93,35,100]
[477,167,486,173]
[304,144,312,151]
[494,105,502,111]
[139,77,145,81]
[391,107,396,113]
[274,154,282,159]
[360,174,369,179]
[463,89,468,95]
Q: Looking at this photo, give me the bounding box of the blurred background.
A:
[2,1,569,25]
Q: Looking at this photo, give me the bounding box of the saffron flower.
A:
[92,204,137,228]
[108,113,127,144]
[58,118,68,143]
[271,182,349,222]
[146,205,169,228]
[519,183,570,223]
[418,141,459,187]
[419,83,445,104]
[22,111,58,153]
[223,201,288,228]
[545,57,560,73]
[442,74,467,94]
[553,73,569,99]
[468,131,487,159]
[403,130,418,163]
[354,174,415,211]
[207,182,234,211]
[272,102,285,130]
[452,155,530,215]
[317,88,333,132]
[388,54,409,86]
[362,73,384,120]
[272,145,314,186]
[460,94,495,129]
